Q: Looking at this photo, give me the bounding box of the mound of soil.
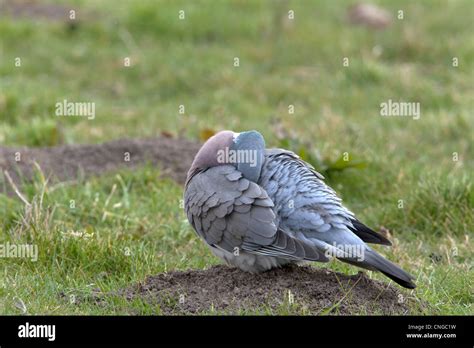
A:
[3,0,69,20]
[121,264,411,315]
[2,0,96,23]
[0,137,201,189]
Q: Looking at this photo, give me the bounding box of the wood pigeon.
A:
[184,130,416,288]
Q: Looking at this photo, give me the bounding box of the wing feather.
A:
[184,165,328,261]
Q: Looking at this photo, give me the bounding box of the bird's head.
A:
[186,130,266,185]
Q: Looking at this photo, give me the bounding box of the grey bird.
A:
[184,130,416,289]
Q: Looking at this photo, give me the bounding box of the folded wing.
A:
[184,165,328,262]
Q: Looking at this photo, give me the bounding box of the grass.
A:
[0,0,473,314]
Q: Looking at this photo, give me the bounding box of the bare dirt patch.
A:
[2,0,71,21]
[119,264,412,315]
[2,0,98,23]
[0,137,200,189]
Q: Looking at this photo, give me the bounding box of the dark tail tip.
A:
[379,270,416,289]
[349,219,392,246]
[365,249,416,289]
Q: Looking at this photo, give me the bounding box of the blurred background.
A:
[1,0,472,149]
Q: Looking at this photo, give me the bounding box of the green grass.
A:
[0,167,471,315]
[0,0,473,314]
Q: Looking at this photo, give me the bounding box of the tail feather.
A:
[348,219,392,246]
[339,249,416,289]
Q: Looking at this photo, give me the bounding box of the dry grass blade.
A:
[4,170,31,207]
